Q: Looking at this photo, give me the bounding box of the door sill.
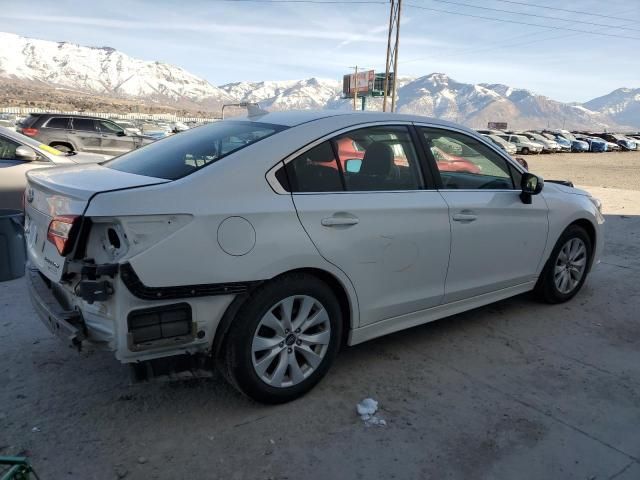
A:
[348,281,535,346]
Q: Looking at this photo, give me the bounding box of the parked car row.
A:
[477,128,639,154]
[3,112,205,154]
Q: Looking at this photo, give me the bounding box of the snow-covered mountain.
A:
[583,88,640,128]
[220,78,341,110]
[219,73,622,129]
[1,31,638,129]
[0,32,232,108]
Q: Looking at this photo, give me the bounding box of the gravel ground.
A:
[526,150,640,192]
[1,152,639,480]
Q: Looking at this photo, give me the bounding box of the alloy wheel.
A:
[251,295,331,388]
[554,238,587,294]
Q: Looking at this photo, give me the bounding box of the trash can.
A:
[0,209,26,282]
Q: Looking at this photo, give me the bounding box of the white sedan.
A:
[0,126,111,210]
[24,111,604,403]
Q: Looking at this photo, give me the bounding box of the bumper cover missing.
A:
[27,268,86,350]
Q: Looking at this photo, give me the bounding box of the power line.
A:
[491,0,637,23]
[429,0,640,32]
[403,3,640,41]
[400,7,640,67]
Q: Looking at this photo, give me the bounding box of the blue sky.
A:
[1,0,638,102]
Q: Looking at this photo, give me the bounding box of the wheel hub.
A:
[285,333,297,346]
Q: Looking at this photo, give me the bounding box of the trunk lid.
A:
[25,163,168,281]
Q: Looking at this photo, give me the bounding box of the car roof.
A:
[232,110,473,131]
[30,113,112,120]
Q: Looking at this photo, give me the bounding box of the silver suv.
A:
[18,114,155,156]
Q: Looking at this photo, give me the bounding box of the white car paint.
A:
[24,111,604,370]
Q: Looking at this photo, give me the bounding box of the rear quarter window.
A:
[106,121,287,180]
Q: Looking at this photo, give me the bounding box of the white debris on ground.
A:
[356,398,386,427]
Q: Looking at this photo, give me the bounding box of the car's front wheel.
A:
[220,273,343,404]
[535,225,592,303]
[521,147,530,155]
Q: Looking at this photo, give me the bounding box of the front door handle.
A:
[452,213,477,223]
[321,216,359,227]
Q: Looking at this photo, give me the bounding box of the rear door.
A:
[282,124,451,326]
[70,118,102,153]
[96,119,137,156]
[417,125,548,303]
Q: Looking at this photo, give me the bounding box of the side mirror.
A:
[15,145,38,162]
[520,172,544,204]
[116,130,127,137]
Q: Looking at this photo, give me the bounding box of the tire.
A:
[521,147,530,155]
[51,143,72,153]
[535,225,592,304]
[219,273,343,404]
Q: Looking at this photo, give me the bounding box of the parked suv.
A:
[18,114,155,156]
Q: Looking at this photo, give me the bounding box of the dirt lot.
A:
[1,151,639,480]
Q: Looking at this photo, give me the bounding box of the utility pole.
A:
[350,65,359,111]
[383,0,402,112]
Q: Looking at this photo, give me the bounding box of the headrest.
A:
[360,142,393,176]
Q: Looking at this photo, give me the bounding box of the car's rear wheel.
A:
[219,273,343,404]
[535,225,592,304]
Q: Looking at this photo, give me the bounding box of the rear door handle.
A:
[452,213,477,222]
[321,216,359,227]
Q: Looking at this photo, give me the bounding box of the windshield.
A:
[106,120,287,180]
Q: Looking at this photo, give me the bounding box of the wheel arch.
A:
[212,267,357,360]
[49,141,75,152]
[569,218,597,271]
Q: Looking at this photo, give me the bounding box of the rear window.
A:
[105,121,287,180]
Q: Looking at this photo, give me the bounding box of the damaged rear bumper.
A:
[27,267,86,349]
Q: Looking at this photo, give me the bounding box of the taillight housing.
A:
[22,128,39,137]
[47,215,81,256]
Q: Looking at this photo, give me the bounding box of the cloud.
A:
[0,13,439,47]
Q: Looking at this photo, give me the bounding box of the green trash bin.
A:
[0,209,26,282]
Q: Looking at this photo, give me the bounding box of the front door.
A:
[96,119,136,156]
[417,126,549,303]
[285,125,451,326]
[70,118,102,153]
